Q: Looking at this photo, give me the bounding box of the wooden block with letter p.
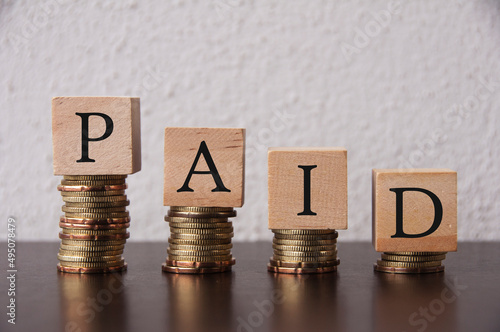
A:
[163,127,245,207]
[372,169,457,252]
[52,96,141,175]
[268,147,348,230]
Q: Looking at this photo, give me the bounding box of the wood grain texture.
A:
[372,169,457,252]
[268,147,347,230]
[52,97,141,175]
[163,127,245,207]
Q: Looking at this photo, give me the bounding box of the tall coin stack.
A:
[268,229,340,274]
[162,206,236,274]
[57,175,130,273]
[374,251,447,274]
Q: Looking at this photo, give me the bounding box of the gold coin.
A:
[58,249,123,257]
[273,249,337,258]
[168,222,232,229]
[272,229,337,235]
[62,206,127,213]
[273,254,336,262]
[165,216,229,223]
[272,244,337,252]
[167,249,231,257]
[167,254,233,262]
[61,239,127,246]
[169,227,233,234]
[274,233,338,241]
[57,253,123,262]
[376,260,443,268]
[170,206,234,213]
[61,190,126,197]
[384,251,446,256]
[64,212,130,219]
[381,254,447,262]
[64,200,130,208]
[62,195,128,203]
[59,221,129,230]
[61,228,127,235]
[63,175,127,181]
[61,179,126,186]
[59,259,125,268]
[59,244,125,252]
[168,238,232,245]
[170,232,234,240]
[273,238,337,246]
[168,243,233,251]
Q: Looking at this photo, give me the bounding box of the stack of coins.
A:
[56,175,130,273]
[162,206,236,274]
[374,252,447,274]
[268,229,339,274]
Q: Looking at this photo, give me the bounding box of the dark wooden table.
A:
[1,242,499,332]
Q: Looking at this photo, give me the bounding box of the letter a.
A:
[177,141,231,192]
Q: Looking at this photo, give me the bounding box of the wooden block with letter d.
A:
[372,169,457,252]
[163,127,245,207]
[372,169,457,274]
[52,96,141,175]
[268,147,348,230]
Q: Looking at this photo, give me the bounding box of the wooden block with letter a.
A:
[52,96,141,175]
[372,169,457,252]
[163,127,245,207]
[267,147,348,230]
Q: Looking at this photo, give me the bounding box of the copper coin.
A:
[57,263,127,274]
[167,210,237,218]
[374,263,445,274]
[60,216,130,225]
[272,229,337,235]
[269,258,340,268]
[169,206,235,213]
[267,264,337,274]
[58,184,128,192]
[162,264,232,274]
[165,258,236,268]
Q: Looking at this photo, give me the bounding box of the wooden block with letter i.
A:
[51,96,141,274]
[162,127,245,274]
[372,168,457,274]
[267,147,347,275]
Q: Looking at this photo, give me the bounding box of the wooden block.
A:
[372,169,457,252]
[163,127,245,207]
[52,97,141,175]
[268,147,348,230]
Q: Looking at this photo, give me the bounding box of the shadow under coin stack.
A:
[374,252,447,274]
[162,206,236,274]
[57,175,130,273]
[268,229,339,274]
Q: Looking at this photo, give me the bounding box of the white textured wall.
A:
[1,0,499,242]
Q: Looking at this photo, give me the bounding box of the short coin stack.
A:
[162,206,236,274]
[268,229,339,274]
[57,175,130,273]
[374,252,447,274]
